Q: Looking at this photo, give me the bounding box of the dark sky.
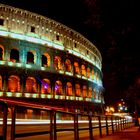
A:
[1,0,140,105]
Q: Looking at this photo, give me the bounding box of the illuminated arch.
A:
[8,75,20,92]
[92,69,94,80]
[74,62,80,74]
[66,82,72,96]
[27,51,35,64]
[87,67,91,78]
[81,64,86,76]
[42,53,50,67]
[96,72,99,82]
[65,59,72,72]
[0,45,4,60]
[0,75,2,90]
[26,77,36,93]
[88,87,92,98]
[10,48,19,62]
[54,56,62,70]
[82,85,87,98]
[55,80,62,95]
[41,79,51,94]
[93,88,97,99]
[75,84,81,96]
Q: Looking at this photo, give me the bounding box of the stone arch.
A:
[65,59,72,72]
[0,75,2,90]
[88,87,92,98]
[27,51,36,64]
[74,62,80,74]
[87,67,91,78]
[8,75,20,92]
[81,64,86,76]
[82,85,87,98]
[10,48,19,62]
[41,78,51,94]
[0,45,4,60]
[75,84,81,96]
[54,56,62,70]
[55,80,62,95]
[66,82,72,96]
[42,53,50,67]
[26,77,36,93]
[92,69,94,80]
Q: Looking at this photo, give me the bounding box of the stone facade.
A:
[0,3,104,114]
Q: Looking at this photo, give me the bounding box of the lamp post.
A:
[134,78,140,126]
[134,92,139,126]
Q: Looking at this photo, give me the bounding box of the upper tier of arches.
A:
[0,43,102,86]
[0,3,102,70]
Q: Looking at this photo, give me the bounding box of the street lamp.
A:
[134,78,140,126]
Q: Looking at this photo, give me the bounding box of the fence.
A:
[0,99,133,140]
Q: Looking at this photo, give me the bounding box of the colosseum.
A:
[0,3,104,115]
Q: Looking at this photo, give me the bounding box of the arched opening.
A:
[65,59,72,72]
[87,67,91,78]
[92,69,94,80]
[42,55,47,67]
[75,84,81,96]
[81,64,86,76]
[10,49,19,62]
[0,45,4,60]
[88,87,92,98]
[93,88,96,99]
[26,77,36,93]
[8,75,20,92]
[54,56,62,70]
[42,53,50,67]
[82,85,87,98]
[66,82,72,96]
[55,80,62,95]
[41,79,51,94]
[96,72,99,82]
[0,75,2,91]
[27,51,34,64]
[74,62,80,74]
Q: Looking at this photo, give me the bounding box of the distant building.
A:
[0,4,104,116]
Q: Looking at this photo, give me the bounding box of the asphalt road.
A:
[0,118,132,140]
[0,123,114,140]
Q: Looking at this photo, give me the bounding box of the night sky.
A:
[1,0,140,106]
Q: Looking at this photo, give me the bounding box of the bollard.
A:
[98,116,102,137]
[88,114,93,140]
[50,110,57,140]
[11,106,16,140]
[115,117,118,132]
[111,116,114,134]
[117,117,120,131]
[2,102,8,140]
[120,118,123,130]
[105,116,109,135]
[74,114,79,140]
[123,118,125,129]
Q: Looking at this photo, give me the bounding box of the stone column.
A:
[3,74,8,92]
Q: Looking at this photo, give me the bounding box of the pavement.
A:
[95,126,140,140]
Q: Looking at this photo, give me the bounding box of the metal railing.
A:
[0,99,133,140]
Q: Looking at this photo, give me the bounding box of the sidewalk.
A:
[95,126,140,140]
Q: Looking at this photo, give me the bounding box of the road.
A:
[0,119,119,140]
[6,125,108,140]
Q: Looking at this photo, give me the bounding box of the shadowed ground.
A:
[95,126,140,140]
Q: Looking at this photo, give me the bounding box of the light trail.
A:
[0,118,129,125]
